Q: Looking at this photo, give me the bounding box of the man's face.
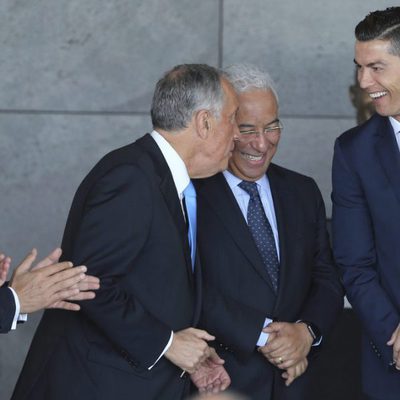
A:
[355,39,400,121]
[205,78,239,174]
[229,89,280,181]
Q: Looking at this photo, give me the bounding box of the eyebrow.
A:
[239,118,280,129]
[353,58,386,68]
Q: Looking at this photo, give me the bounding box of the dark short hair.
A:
[355,7,400,56]
[151,64,224,131]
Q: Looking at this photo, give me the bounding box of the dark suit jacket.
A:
[195,165,343,400]
[12,134,200,400]
[0,286,15,333]
[332,114,400,400]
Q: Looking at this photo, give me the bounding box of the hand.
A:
[0,253,11,286]
[48,274,100,311]
[164,327,215,373]
[281,357,308,386]
[258,322,313,369]
[387,322,400,370]
[190,348,231,393]
[10,248,92,313]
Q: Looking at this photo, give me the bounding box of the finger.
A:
[34,248,62,270]
[192,328,215,341]
[76,277,100,291]
[263,322,283,333]
[388,331,398,346]
[47,270,87,294]
[14,249,37,275]
[49,300,80,311]
[35,261,75,281]
[79,275,100,284]
[66,291,96,301]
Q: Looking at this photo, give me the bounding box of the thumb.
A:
[14,249,37,275]
[193,328,215,341]
[263,322,282,333]
[387,332,396,346]
[209,349,225,365]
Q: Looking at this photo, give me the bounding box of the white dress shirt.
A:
[149,130,190,368]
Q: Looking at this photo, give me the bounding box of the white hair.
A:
[222,63,279,103]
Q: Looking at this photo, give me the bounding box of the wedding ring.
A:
[277,357,283,364]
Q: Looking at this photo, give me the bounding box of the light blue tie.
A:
[183,181,197,270]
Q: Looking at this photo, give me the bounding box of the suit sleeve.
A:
[200,280,268,361]
[0,286,16,333]
[297,178,344,336]
[68,165,172,368]
[332,139,399,365]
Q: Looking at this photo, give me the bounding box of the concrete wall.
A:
[0,0,394,397]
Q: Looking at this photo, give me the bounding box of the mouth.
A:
[240,152,264,162]
[369,91,388,100]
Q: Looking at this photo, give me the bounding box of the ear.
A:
[194,109,211,139]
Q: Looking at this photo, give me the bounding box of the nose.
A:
[358,68,373,90]
[251,132,269,151]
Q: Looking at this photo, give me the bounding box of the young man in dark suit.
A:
[196,64,343,400]
[332,7,400,400]
[12,64,239,400]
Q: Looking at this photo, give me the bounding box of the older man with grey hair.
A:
[195,64,343,399]
[12,64,239,400]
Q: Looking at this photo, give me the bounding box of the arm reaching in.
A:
[10,248,99,313]
[0,253,11,286]
[190,348,231,393]
[164,327,215,373]
[258,322,313,369]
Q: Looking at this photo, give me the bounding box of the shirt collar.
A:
[223,169,270,192]
[389,116,400,135]
[150,130,190,198]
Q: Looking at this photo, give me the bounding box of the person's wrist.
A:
[297,320,321,345]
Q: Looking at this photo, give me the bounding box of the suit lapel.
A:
[136,134,194,283]
[375,117,400,205]
[196,173,276,291]
[267,165,299,313]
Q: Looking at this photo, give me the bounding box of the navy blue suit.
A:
[332,114,400,399]
[0,286,15,333]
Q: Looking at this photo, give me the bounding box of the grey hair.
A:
[151,64,225,131]
[222,63,279,103]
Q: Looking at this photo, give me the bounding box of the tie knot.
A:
[238,180,259,198]
[184,181,196,198]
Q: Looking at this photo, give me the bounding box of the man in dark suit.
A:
[332,7,400,400]
[0,248,99,333]
[12,64,239,400]
[195,64,343,400]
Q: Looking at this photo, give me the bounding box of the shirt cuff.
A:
[148,331,174,370]
[8,287,27,330]
[257,317,273,346]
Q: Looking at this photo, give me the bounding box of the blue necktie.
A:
[183,181,197,270]
[238,180,279,292]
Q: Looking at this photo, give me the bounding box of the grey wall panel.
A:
[273,116,356,217]
[1,114,151,260]
[0,0,219,111]
[223,0,394,117]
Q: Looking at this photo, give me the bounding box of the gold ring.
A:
[277,357,283,364]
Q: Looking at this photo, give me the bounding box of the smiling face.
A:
[228,89,280,181]
[355,39,400,121]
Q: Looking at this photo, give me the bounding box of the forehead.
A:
[221,78,239,110]
[355,39,394,63]
[237,89,278,121]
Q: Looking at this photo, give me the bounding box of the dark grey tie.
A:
[238,180,279,292]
